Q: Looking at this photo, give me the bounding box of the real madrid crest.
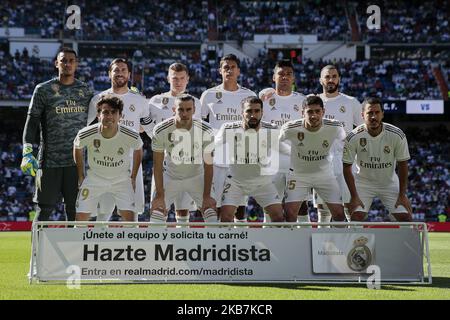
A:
[347,236,372,272]
[297,132,304,141]
[339,105,346,113]
[129,104,135,112]
[51,83,60,96]
[93,139,101,152]
[78,89,85,98]
[269,98,276,108]
[168,133,174,142]
[384,145,390,154]
[360,138,367,147]
[216,92,222,100]
[322,140,329,148]
[162,97,169,106]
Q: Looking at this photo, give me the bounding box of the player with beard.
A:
[314,65,363,224]
[87,58,150,222]
[146,63,202,224]
[343,97,412,222]
[150,94,217,224]
[216,96,284,223]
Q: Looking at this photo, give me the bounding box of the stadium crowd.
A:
[0,48,446,102]
[1,1,448,42]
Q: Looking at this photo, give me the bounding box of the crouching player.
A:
[150,94,217,223]
[73,95,143,222]
[216,96,285,223]
[280,95,347,224]
[343,97,412,222]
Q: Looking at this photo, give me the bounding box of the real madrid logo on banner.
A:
[117,147,124,155]
[384,145,390,154]
[347,236,373,272]
[93,139,101,152]
[322,140,329,148]
[339,106,346,113]
[129,104,135,112]
[162,97,169,106]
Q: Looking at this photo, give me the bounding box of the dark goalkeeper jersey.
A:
[25,78,93,168]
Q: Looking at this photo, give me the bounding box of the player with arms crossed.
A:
[260,60,305,223]
[88,58,150,222]
[147,63,202,223]
[280,95,346,223]
[21,47,93,222]
[216,97,285,223]
[74,95,143,222]
[200,54,256,222]
[150,94,217,224]
[343,97,412,222]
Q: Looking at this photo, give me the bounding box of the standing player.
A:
[280,95,346,223]
[314,65,363,223]
[74,95,143,222]
[260,60,305,223]
[87,58,150,222]
[150,94,217,223]
[21,47,93,222]
[146,62,201,223]
[216,97,284,223]
[200,54,256,222]
[343,97,412,222]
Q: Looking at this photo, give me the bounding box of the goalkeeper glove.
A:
[20,143,38,177]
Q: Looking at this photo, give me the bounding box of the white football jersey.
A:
[151,118,214,180]
[200,84,256,131]
[216,121,280,185]
[88,89,150,132]
[261,91,305,126]
[343,123,410,186]
[262,91,305,172]
[319,93,363,133]
[74,124,143,181]
[145,92,202,138]
[279,119,346,175]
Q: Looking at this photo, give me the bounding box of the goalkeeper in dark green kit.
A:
[21,47,93,222]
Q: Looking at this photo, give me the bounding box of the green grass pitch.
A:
[0,232,449,300]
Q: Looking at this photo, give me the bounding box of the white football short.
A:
[76,174,135,214]
[221,176,281,208]
[150,173,197,211]
[92,165,145,219]
[285,172,342,204]
[352,180,408,217]
[163,173,216,210]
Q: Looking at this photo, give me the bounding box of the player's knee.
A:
[351,211,366,221]
[393,213,412,222]
[298,201,308,216]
